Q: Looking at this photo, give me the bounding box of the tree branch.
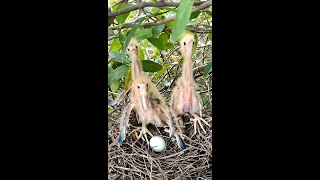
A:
[164,26,212,33]
[110,0,212,30]
[200,88,212,94]
[108,1,206,18]
[108,7,116,27]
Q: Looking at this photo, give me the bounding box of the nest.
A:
[108,101,213,180]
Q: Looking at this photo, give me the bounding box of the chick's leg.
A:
[190,112,210,136]
[118,103,135,145]
[156,105,187,150]
[156,104,175,137]
[175,116,185,137]
[129,120,153,147]
[171,85,184,117]
[189,89,209,136]
[171,85,186,136]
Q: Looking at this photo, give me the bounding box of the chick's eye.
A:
[193,42,195,45]
[146,83,148,87]
[183,42,186,46]
[127,48,130,51]
[137,85,140,89]
[135,46,138,49]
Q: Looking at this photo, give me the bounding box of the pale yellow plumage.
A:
[171,31,209,136]
[118,37,186,150]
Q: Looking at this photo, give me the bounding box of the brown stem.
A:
[164,27,212,33]
[108,1,206,18]
[110,1,212,30]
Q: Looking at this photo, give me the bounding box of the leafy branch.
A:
[110,0,212,30]
[164,26,212,33]
[108,26,211,41]
[108,1,206,18]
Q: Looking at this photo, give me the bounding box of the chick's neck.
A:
[182,55,193,84]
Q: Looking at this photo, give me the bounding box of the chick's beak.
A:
[128,47,138,58]
[138,85,148,111]
[130,47,138,54]
[141,95,148,111]
[187,40,193,49]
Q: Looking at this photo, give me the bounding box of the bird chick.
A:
[127,37,143,80]
[118,37,142,146]
[118,37,186,150]
[130,75,186,150]
[171,31,210,136]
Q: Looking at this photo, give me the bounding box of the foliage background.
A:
[108,0,213,179]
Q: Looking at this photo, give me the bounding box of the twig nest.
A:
[150,136,166,152]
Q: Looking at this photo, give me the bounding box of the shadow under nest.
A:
[108,95,213,180]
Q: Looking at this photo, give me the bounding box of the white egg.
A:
[150,136,166,152]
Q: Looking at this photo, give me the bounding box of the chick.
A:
[118,37,186,150]
[130,75,186,150]
[118,37,142,146]
[171,31,210,136]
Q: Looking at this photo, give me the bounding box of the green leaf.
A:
[142,39,148,48]
[151,7,159,13]
[155,64,170,79]
[152,24,165,37]
[108,65,129,85]
[108,27,114,36]
[208,33,212,41]
[109,51,130,64]
[135,28,152,41]
[171,0,194,43]
[204,60,212,77]
[179,58,184,65]
[190,11,201,19]
[123,17,145,52]
[156,15,165,20]
[119,32,126,46]
[138,46,144,60]
[165,21,174,28]
[111,80,120,93]
[141,60,162,72]
[158,32,169,46]
[114,65,129,80]
[147,37,165,50]
[108,65,113,86]
[123,28,130,35]
[110,39,122,51]
[124,68,132,90]
[116,4,131,24]
[111,4,119,11]
[165,42,174,50]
